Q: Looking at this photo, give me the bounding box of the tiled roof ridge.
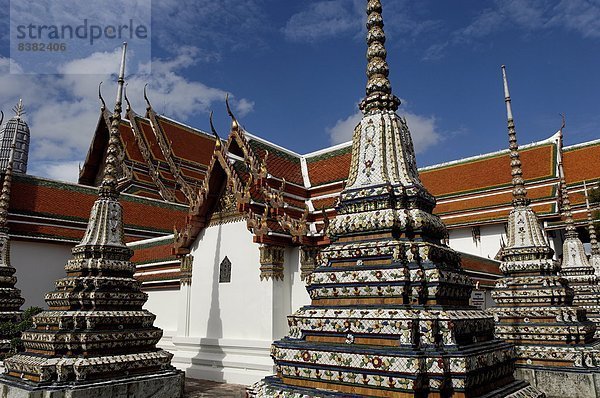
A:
[155,114,213,138]
[127,111,178,202]
[145,105,194,202]
[14,173,188,211]
[420,130,561,171]
[563,137,600,151]
[247,136,301,164]
[127,233,174,250]
[303,140,353,159]
[305,144,353,163]
[245,132,302,159]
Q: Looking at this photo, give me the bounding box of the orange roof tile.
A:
[435,185,556,215]
[420,144,556,198]
[307,146,352,187]
[157,117,216,166]
[248,139,304,185]
[10,175,189,238]
[563,141,600,184]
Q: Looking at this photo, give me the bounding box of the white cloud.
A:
[0,46,255,182]
[29,161,81,183]
[327,111,362,145]
[327,107,442,154]
[234,98,255,117]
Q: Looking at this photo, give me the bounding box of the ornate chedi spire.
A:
[492,66,600,394]
[0,129,25,356]
[250,4,541,397]
[556,125,600,335]
[585,181,600,275]
[1,43,184,397]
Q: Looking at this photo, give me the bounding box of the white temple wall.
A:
[170,221,283,385]
[11,240,72,309]
[448,224,505,259]
[144,288,179,333]
[286,247,311,316]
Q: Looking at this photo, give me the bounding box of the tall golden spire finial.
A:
[502,65,528,206]
[99,42,127,199]
[584,181,600,256]
[359,0,400,114]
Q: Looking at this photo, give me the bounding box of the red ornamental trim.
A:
[372,357,383,368]
[302,351,311,362]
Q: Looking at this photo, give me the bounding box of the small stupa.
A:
[557,129,600,335]
[491,65,600,397]
[0,43,184,397]
[584,181,600,276]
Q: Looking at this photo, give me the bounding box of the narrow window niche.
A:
[219,256,232,283]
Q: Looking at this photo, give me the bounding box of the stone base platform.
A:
[249,376,544,398]
[517,366,600,398]
[0,370,184,398]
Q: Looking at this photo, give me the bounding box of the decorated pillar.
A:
[178,254,193,337]
[299,246,318,281]
[259,244,285,281]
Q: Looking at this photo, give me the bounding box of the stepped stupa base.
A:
[516,366,600,398]
[0,369,184,398]
[249,375,544,398]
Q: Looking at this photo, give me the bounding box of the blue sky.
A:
[0,0,599,181]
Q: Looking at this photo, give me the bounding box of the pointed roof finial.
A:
[501,65,528,206]
[358,0,400,114]
[99,42,127,198]
[124,83,132,112]
[556,115,577,238]
[225,94,240,131]
[98,82,107,111]
[12,99,25,119]
[584,181,600,256]
[143,83,152,112]
[209,111,222,150]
